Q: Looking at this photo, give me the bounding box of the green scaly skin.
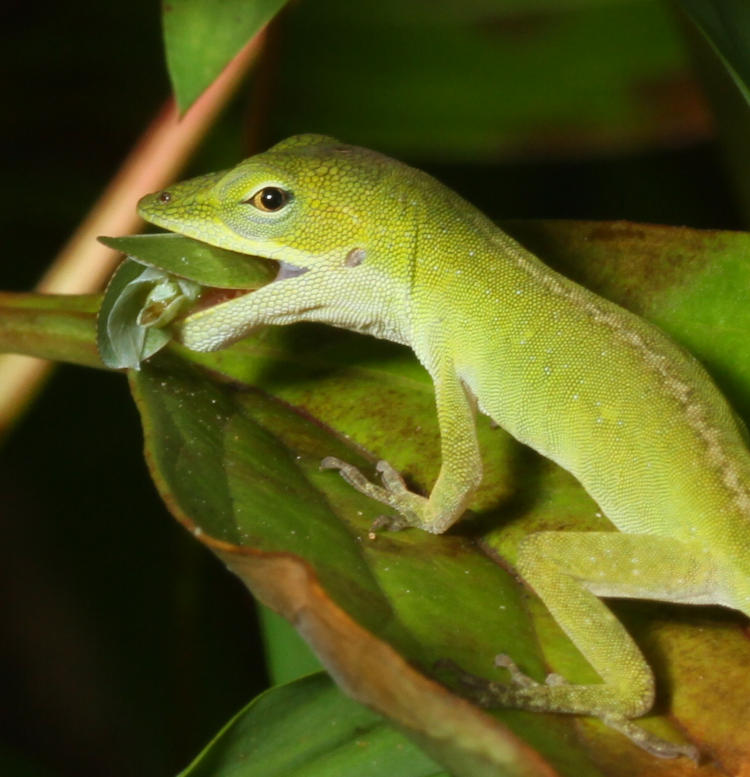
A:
[138,134,750,760]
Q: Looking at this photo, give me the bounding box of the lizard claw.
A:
[493,654,539,689]
[376,459,409,491]
[370,514,409,532]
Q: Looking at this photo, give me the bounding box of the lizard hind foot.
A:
[434,658,515,708]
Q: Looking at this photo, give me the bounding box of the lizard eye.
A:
[246,187,291,212]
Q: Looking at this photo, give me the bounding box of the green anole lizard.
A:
[137,134,750,760]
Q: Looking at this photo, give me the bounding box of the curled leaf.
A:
[96,234,277,369]
[97,259,201,369]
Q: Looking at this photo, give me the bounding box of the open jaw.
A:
[182,259,309,317]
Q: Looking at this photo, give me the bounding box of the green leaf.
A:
[258,605,323,685]
[98,234,276,289]
[130,352,557,777]
[5,223,750,772]
[97,259,199,369]
[677,0,750,103]
[130,222,750,774]
[162,0,290,112]
[179,673,447,777]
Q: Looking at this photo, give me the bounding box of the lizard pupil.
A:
[250,187,289,212]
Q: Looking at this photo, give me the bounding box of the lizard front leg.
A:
[323,364,482,534]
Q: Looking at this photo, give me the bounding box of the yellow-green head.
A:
[137,134,398,270]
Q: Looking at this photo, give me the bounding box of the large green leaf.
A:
[179,672,447,777]
[3,223,750,773]
[163,0,290,112]
[130,223,750,774]
[130,354,558,777]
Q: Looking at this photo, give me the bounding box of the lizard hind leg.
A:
[455,530,715,759]
[441,656,696,759]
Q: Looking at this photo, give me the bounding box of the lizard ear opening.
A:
[345,248,366,267]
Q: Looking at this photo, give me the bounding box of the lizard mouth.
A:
[274,259,309,281]
[186,259,308,315]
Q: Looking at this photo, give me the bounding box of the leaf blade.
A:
[162,0,290,112]
[178,673,448,777]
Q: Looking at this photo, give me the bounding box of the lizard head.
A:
[136,134,431,350]
[137,134,399,274]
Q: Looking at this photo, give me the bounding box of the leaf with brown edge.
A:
[3,221,750,773]
[128,222,750,775]
[130,353,567,777]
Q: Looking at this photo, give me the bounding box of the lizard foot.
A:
[320,456,429,529]
[437,657,699,761]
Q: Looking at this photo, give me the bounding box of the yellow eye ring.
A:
[246,187,290,212]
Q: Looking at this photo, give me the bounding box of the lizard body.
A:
[137,134,750,758]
